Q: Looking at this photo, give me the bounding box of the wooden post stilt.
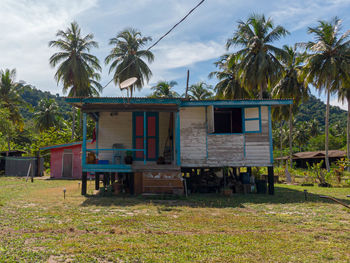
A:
[111,173,115,184]
[82,172,87,195]
[247,167,252,175]
[268,166,274,195]
[95,173,100,190]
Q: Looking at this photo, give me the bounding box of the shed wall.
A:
[50,144,82,179]
[50,143,95,179]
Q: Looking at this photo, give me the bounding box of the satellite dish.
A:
[120,77,137,90]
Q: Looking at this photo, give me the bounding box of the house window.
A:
[213,108,242,133]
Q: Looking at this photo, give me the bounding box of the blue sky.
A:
[1,0,350,109]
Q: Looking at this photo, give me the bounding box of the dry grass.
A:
[0,177,349,262]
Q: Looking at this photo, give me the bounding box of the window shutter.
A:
[244,107,260,132]
[207,105,214,133]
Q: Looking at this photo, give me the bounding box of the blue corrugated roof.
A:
[65,97,293,106]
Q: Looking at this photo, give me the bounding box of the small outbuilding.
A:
[276,150,346,168]
[40,141,94,179]
[0,150,26,172]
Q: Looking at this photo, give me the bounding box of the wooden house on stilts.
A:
[66,97,292,196]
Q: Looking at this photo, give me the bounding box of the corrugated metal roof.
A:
[65,96,292,101]
[40,140,92,151]
[65,97,293,106]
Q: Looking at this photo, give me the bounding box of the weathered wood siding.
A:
[179,107,207,165]
[207,134,244,166]
[180,106,271,167]
[245,106,270,166]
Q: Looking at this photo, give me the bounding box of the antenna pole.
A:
[185,69,190,99]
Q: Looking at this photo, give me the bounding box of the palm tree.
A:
[271,106,290,165]
[0,106,16,152]
[273,45,309,168]
[34,99,61,132]
[226,14,289,98]
[49,21,101,140]
[209,55,250,99]
[337,83,350,163]
[66,72,103,132]
[300,17,350,171]
[0,69,26,128]
[308,118,320,137]
[105,28,154,97]
[150,81,179,98]
[187,82,213,100]
[294,123,310,151]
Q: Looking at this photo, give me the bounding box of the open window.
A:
[213,107,242,134]
[206,106,261,134]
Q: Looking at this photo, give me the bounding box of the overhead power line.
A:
[103,0,205,89]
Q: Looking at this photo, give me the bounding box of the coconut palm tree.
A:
[271,106,290,165]
[0,69,26,128]
[49,21,101,139]
[105,28,154,97]
[300,17,350,171]
[308,118,320,137]
[337,84,350,162]
[273,45,309,168]
[209,55,250,99]
[294,122,310,151]
[34,99,61,132]
[150,81,179,98]
[226,14,289,98]
[187,82,213,100]
[0,106,15,152]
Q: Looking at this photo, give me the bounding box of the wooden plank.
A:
[134,172,143,194]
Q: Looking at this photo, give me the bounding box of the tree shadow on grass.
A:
[80,185,350,209]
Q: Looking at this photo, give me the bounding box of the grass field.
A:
[0,177,349,262]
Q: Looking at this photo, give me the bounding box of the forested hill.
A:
[19,85,71,120]
[294,94,347,128]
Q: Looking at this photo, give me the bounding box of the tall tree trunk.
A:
[289,104,293,169]
[280,120,283,167]
[71,89,76,140]
[347,96,350,171]
[7,139,11,152]
[71,106,76,140]
[325,90,330,172]
[260,82,266,99]
[79,110,82,138]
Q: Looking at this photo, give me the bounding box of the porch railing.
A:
[85,148,147,165]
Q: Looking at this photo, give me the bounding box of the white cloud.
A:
[269,0,350,32]
[152,41,224,70]
[0,0,98,93]
[2,0,350,99]
[330,99,348,111]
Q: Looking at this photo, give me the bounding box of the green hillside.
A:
[295,94,347,129]
[19,85,71,120]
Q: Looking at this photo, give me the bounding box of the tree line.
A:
[2,14,350,172]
